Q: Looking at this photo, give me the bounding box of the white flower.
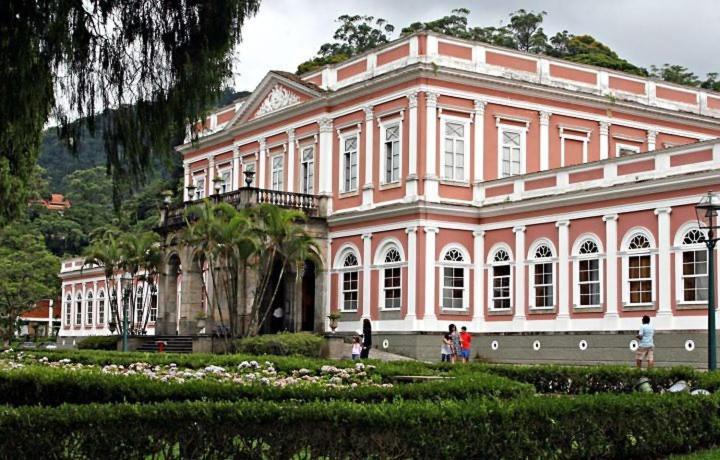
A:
[204,365,225,374]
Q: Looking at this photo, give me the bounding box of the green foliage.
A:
[0,224,59,344]
[1,0,260,224]
[234,332,325,357]
[0,394,718,459]
[76,336,118,350]
[651,64,701,86]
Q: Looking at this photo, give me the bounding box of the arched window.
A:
[530,243,554,310]
[97,291,106,324]
[75,292,83,326]
[623,231,654,306]
[490,248,512,311]
[680,228,708,303]
[340,251,359,311]
[440,247,469,310]
[574,239,602,308]
[64,294,72,327]
[380,246,403,310]
[85,291,94,325]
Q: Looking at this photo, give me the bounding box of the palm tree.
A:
[84,232,124,334]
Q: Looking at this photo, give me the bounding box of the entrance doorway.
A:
[301,260,316,332]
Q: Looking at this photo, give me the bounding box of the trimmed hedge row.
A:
[0,366,533,406]
[0,394,718,459]
[77,336,118,350]
[234,332,324,357]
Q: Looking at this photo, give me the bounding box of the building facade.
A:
[58,258,157,345]
[163,31,720,365]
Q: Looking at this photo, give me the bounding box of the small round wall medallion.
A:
[578,340,588,351]
[532,340,541,351]
[490,340,499,351]
[629,339,639,351]
[685,339,695,352]
[382,339,389,350]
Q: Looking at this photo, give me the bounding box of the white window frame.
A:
[300,145,315,194]
[85,290,94,325]
[270,154,284,191]
[379,119,403,185]
[97,290,106,324]
[621,229,656,308]
[64,293,72,327]
[334,246,361,312]
[528,240,556,311]
[496,122,528,178]
[242,160,256,187]
[559,127,590,166]
[440,115,471,183]
[193,174,206,200]
[571,235,605,309]
[374,240,406,311]
[135,285,144,325]
[217,166,232,194]
[438,244,471,311]
[339,132,360,193]
[75,292,83,326]
[615,143,641,157]
[488,245,514,312]
[674,224,709,306]
[150,285,158,322]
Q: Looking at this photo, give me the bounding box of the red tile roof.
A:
[20,299,61,320]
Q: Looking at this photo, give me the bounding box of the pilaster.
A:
[361,233,372,320]
[599,121,610,160]
[362,106,374,208]
[405,92,419,201]
[473,230,486,328]
[603,214,620,322]
[424,92,439,202]
[405,227,418,326]
[473,100,487,203]
[556,220,571,329]
[539,111,551,171]
[287,129,296,193]
[423,227,439,322]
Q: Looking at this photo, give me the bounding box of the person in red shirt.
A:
[459,326,472,363]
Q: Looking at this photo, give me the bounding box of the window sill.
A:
[676,302,708,311]
[487,308,513,316]
[439,179,470,188]
[339,310,358,317]
[528,307,555,315]
[622,303,656,311]
[440,308,470,314]
[379,182,402,191]
[573,305,604,313]
[338,190,359,198]
[379,308,402,312]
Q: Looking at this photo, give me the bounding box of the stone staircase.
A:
[136,335,193,354]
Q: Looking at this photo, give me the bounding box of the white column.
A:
[324,238,332,331]
[513,226,526,324]
[183,163,190,201]
[405,92,419,200]
[539,111,551,171]
[424,92,439,202]
[473,231,486,328]
[473,100,487,203]
[257,139,266,189]
[71,284,76,329]
[423,227,439,323]
[207,156,215,195]
[318,118,333,196]
[361,233,372,320]
[287,129,296,193]
[405,227,418,325]
[599,121,610,160]
[362,106,374,208]
[231,146,241,190]
[81,283,87,330]
[556,220,571,329]
[603,214,619,323]
[655,207,672,326]
[647,129,658,152]
[92,280,98,326]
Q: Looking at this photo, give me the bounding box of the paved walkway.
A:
[338,343,415,362]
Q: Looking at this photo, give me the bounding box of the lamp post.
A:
[696,191,720,371]
[120,272,133,352]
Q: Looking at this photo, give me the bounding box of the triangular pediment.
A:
[229,71,323,127]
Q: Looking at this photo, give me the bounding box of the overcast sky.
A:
[231,0,720,91]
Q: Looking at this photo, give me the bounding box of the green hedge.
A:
[0,394,718,459]
[76,336,118,350]
[234,332,324,357]
[0,366,533,406]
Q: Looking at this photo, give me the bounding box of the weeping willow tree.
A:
[0,0,261,225]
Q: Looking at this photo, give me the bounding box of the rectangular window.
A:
[383,267,401,309]
[383,124,401,184]
[443,122,465,181]
[442,266,465,309]
[219,169,231,194]
[342,271,358,311]
[65,298,71,326]
[533,262,554,308]
[75,298,82,325]
[271,156,284,191]
[342,136,358,192]
[150,289,158,322]
[301,146,314,194]
[683,249,708,302]
[579,259,601,306]
[628,255,652,304]
[616,143,641,157]
[86,297,93,325]
[500,128,522,178]
[194,177,205,200]
[492,265,511,309]
[98,296,105,324]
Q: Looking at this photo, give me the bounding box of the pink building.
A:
[165,31,720,364]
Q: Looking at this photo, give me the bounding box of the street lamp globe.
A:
[696,191,720,233]
[695,191,720,371]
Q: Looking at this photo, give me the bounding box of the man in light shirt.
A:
[635,315,655,369]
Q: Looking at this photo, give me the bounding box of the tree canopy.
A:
[297,8,716,88]
[1,0,260,225]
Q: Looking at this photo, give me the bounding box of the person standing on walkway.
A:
[448,324,460,364]
[636,315,655,369]
[459,326,472,363]
[441,333,452,362]
[360,318,372,359]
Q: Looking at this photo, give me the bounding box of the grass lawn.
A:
[670,447,720,459]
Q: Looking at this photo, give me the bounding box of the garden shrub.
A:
[76,336,118,350]
[0,394,718,459]
[234,332,324,357]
